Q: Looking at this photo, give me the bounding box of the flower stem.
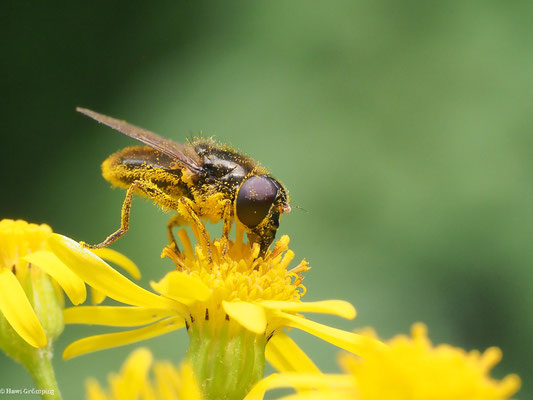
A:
[27,348,62,400]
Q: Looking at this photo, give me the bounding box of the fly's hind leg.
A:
[83,179,211,259]
[84,180,182,249]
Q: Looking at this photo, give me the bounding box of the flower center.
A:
[161,225,309,320]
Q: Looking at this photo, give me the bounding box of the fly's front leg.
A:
[84,180,181,249]
[221,199,233,256]
[177,197,212,261]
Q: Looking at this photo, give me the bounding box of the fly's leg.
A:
[221,199,233,257]
[177,197,212,261]
[84,180,182,249]
[166,214,189,252]
[83,180,210,259]
[83,181,138,249]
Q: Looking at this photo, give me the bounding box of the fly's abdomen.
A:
[102,146,191,200]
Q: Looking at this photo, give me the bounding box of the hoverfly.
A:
[77,108,291,257]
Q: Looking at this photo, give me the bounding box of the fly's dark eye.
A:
[236,175,278,228]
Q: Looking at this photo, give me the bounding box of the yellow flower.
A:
[0,219,138,349]
[246,323,521,400]
[56,221,371,399]
[86,348,203,400]
[59,223,364,358]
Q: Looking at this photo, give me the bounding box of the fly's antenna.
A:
[291,204,308,213]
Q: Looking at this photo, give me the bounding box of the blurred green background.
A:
[1,1,532,398]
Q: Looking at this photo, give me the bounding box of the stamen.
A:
[264,236,289,262]
[279,250,295,270]
[235,223,244,250]
[287,260,310,275]
[160,246,188,271]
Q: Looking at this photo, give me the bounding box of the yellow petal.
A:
[64,306,175,327]
[51,279,65,308]
[90,247,141,280]
[244,373,353,400]
[150,271,211,303]
[222,301,267,334]
[0,269,46,348]
[91,287,106,305]
[63,317,184,359]
[266,331,320,373]
[48,234,177,310]
[259,300,356,319]
[152,363,181,397]
[275,311,384,356]
[178,362,204,400]
[277,391,353,400]
[120,348,153,396]
[23,250,87,305]
[85,378,108,400]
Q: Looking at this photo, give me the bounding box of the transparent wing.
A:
[77,107,203,174]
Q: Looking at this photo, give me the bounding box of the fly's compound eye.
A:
[236,175,278,228]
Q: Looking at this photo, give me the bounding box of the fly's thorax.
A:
[194,140,267,184]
